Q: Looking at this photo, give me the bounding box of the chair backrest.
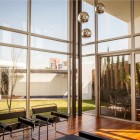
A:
[0,108,26,121]
[31,103,57,115]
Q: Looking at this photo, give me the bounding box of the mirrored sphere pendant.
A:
[78,12,89,23]
[82,28,92,38]
[95,3,105,14]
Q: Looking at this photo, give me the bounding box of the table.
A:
[56,134,88,140]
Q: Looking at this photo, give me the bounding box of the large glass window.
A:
[98,0,131,40]
[31,0,68,40]
[82,56,95,114]
[82,0,95,44]
[31,36,68,52]
[0,30,27,46]
[82,44,95,55]
[0,46,26,113]
[0,0,27,31]
[135,36,140,48]
[98,38,131,53]
[135,54,140,121]
[30,51,68,113]
[100,55,131,120]
[134,0,140,34]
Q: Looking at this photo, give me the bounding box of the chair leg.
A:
[31,128,33,139]
[55,122,56,132]
[10,131,12,138]
[3,131,4,140]
[23,127,24,140]
[47,123,48,140]
[115,106,117,116]
[38,126,40,140]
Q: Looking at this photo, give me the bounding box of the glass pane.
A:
[0,0,27,31]
[134,0,140,34]
[30,51,68,113]
[98,0,131,40]
[31,36,68,52]
[0,30,27,46]
[100,55,131,120]
[135,36,140,48]
[82,44,95,55]
[135,54,140,121]
[82,56,95,115]
[82,0,95,44]
[0,46,26,116]
[98,38,131,53]
[31,0,68,40]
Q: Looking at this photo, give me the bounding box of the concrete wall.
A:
[13,73,68,98]
[82,63,93,100]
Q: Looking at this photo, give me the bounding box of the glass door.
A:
[100,54,131,120]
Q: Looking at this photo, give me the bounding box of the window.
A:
[0,46,26,111]
[135,36,140,48]
[82,44,95,55]
[98,0,131,40]
[134,0,140,34]
[98,38,130,53]
[100,55,131,120]
[0,30,27,46]
[0,0,27,31]
[31,36,68,52]
[30,50,68,113]
[31,0,68,40]
[82,0,95,44]
[82,56,95,114]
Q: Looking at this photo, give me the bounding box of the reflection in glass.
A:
[135,54,140,121]
[31,0,68,40]
[134,0,140,34]
[98,0,131,40]
[82,56,95,114]
[0,46,26,112]
[31,36,67,52]
[30,51,68,113]
[0,0,27,31]
[98,38,130,53]
[100,55,131,120]
[0,30,27,46]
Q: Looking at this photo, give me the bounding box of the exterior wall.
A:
[82,64,93,99]
[14,73,68,98]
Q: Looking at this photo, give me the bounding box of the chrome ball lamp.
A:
[78,12,89,23]
[82,28,92,38]
[95,3,105,14]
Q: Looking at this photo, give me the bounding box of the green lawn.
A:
[0,99,95,113]
[0,99,95,124]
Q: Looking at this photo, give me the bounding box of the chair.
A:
[114,96,125,117]
[115,95,131,119]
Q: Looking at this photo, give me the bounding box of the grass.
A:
[0,99,95,113]
[0,99,95,124]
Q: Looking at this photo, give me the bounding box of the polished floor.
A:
[2,114,140,140]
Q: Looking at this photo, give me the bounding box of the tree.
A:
[0,48,22,112]
[0,67,9,96]
[136,63,140,95]
[117,56,120,90]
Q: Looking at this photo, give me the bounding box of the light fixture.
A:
[95,3,105,14]
[82,28,92,38]
[78,12,89,23]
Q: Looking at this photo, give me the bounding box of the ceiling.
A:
[85,0,140,23]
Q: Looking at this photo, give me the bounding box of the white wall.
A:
[14,73,68,97]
